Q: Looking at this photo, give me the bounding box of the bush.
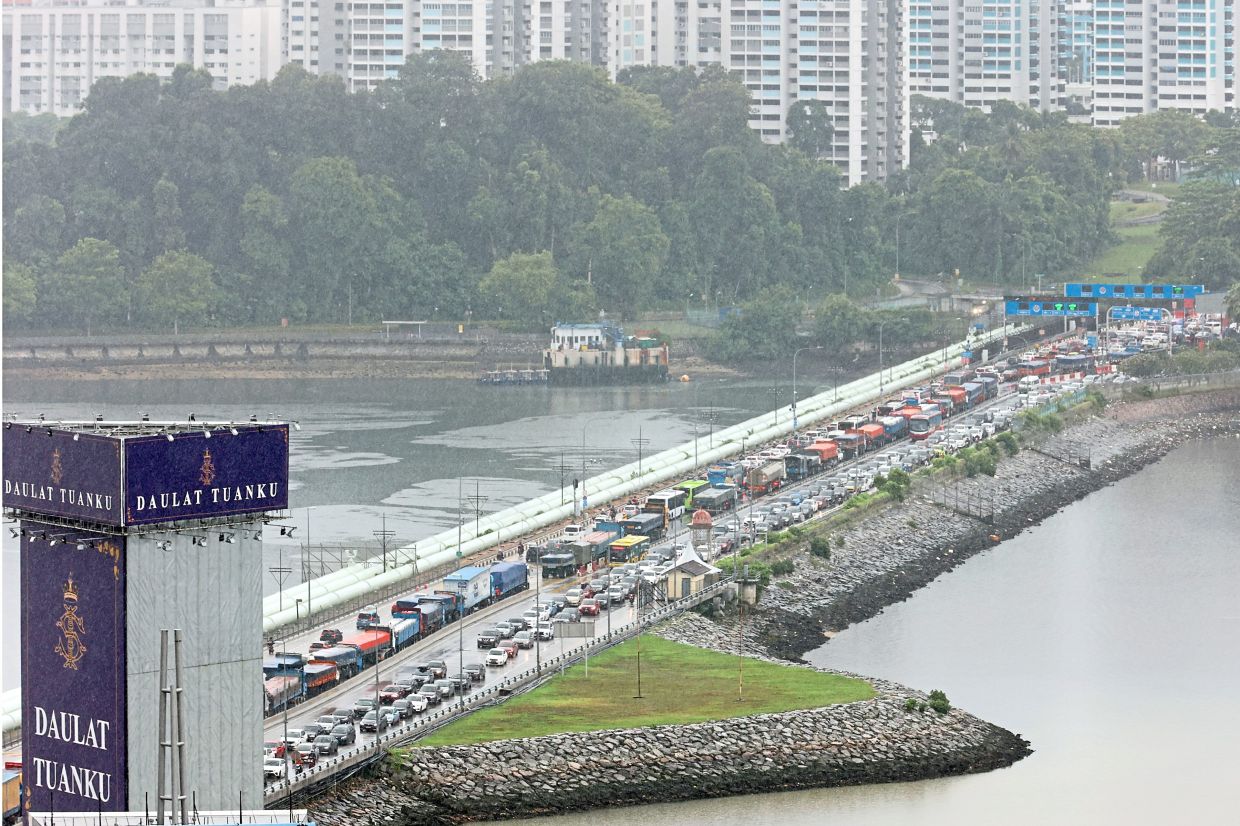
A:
[770,559,795,576]
[995,431,1019,456]
[809,537,832,559]
[904,698,919,712]
[835,535,846,549]
[927,689,951,714]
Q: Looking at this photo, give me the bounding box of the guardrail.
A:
[262,577,732,806]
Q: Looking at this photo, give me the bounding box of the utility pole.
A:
[372,513,395,573]
[268,543,291,612]
[554,451,573,506]
[631,426,650,476]
[466,480,488,545]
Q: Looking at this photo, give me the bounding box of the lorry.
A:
[805,439,839,464]
[858,422,887,448]
[264,674,305,715]
[419,593,461,623]
[378,616,420,651]
[977,375,999,399]
[960,382,984,408]
[489,561,530,600]
[309,645,364,678]
[340,628,392,667]
[943,369,973,387]
[707,461,743,487]
[304,661,339,696]
[835,432,867,459]
[879,415,907,442]
[440,565,492,615]
[565,531,613,571]
[356,606,381,630]
[746,461,786,495]
[784,452,822,481]
[693,486,738,514]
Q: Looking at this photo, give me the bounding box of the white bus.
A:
[643,489,687,522]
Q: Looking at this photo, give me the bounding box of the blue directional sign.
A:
[1108,306,1167,321]
[1004,300,1097,317]
[1064,283,1204,300]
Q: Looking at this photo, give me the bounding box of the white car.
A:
[281,728,305,748]
[407,693,429,713]
[263,757,286,779]
[486,648,509,667]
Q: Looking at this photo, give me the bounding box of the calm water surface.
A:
[523,438,1240,825]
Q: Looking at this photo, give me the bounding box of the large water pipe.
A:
[262,326,1022,631]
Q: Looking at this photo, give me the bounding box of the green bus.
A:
[673,479,710,507]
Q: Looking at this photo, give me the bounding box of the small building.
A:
[665,547,722,600]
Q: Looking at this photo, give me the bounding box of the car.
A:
[559,607,581,623]
[476,627,502,648]
[416,686,442,706]
[486,647,509,667]
[330,724,356,746]
[436,677,466,698]
[578,598,600,616]
[535,622,555,641]
[497,638,519,659]
[390,698,415,720]
[380,707,401,728]
[379,684,408,704]
[359,711,389,733]
[292,744,317,768]
[522,608,542,626]
[263,740,286,759]
[315,715,339,730]
[564,588,583,606]
[606,586,626,605]
[548,594,569,612]
[506,616,530,632]
[299,722,327,741]
[426,660,448,679]
[320,628,343,645]
[281,728,306,748]
[463,663,486,682]
[394,674,428,693]
[494,622,517,639]
[514,630,535,649]
[429,678,454,699]
[263,757,286,779]
[406,693,430,712]
[308,641,329,653]
[325,708,354,727]
[351,698,377,719]
[312,734,339,756]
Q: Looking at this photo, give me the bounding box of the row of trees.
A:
[3,54,1235,333]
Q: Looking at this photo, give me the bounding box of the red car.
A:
[379,684,408,704]
[497,639,519,659]
[578,598,600,617]
[263,740,285,759]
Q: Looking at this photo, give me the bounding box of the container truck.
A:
[310,646,364,678]
[264,674,305,715]
[859,422,886,448]
[693,486,738,514]
[960,382,984,408]
[340,628,392,667]
[304,661,339,695]
[441,565,493,615]
[806,439,839,464]
[746,461,785,495]
[489,561,530,600]
[379,617,420,651]
[420,592,462,623]
[879,416,907,441]
[707,461,743,488]
[784,452,822,481]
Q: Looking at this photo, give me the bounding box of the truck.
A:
[264,674,306,715]
[693,486,738,515]
[960,382,984,409]
[943,386,967,413]
[706,461,743,488]
[304,661,339,696]
[784,451,822,481]
[356,606,381,630]
[879,415,907,441]
[262,652,306,678]
[539,552,577,579]
[977,375,999,399]
[419,593,461,623]
[1017,359,1052,377]
[805,439,839,464]
[943,369,973,387]
[440,565,492,615]
[565,532,613,570]
[858,422,887,448]
[390,597,422,619]
[309,645,364,678]
[4,767,22,824]
[489,561,530,600]
[835,432,866,459]
[412,599,446,634]
[340,628,392,667]
[379,617,420,651]
[746,461,785,495]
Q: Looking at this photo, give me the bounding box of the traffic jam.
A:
[262,338,1105,785]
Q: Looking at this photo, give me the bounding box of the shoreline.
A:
[303,388,1240,824]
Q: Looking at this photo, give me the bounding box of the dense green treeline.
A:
[3,54,1234,333]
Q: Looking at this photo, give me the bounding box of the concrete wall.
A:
[125,522,263,811]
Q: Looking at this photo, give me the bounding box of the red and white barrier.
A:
[1039,371,1085,385]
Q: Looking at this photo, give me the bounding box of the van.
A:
[1018,376,1041,394]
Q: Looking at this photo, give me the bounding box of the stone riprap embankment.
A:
[662,391,1240,661]
[310,682,1030,825]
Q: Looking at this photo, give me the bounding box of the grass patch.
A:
[644,319,720,340]
[1082,224,1161,279]
[1125,180,1182,199]
[411,635,874,746]
[1109,200,1166,223]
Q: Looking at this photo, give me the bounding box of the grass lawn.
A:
[412,635,874,747]
[1109,200,1166,223]
[1081,224,1162,280]
[1124,180,1183,199]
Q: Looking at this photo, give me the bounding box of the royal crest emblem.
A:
[50,448,63,485]
[54,576,87,670]
[200,449,216,486]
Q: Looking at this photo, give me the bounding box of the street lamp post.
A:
[877,318,906,395]
[270,638,293,820]
[792,346,823,432]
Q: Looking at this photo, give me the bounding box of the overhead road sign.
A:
[1108,306,1168,321]
[1004,300,1096,317]
[1064,283,1205,299]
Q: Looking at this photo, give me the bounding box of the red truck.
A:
[806,440,839,464]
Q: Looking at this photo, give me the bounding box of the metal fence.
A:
[262,577,733,806]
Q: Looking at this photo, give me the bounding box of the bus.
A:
[619,512,665,541]
[608,535,651,566]
[909,411,944,440]
[673,479,710,507]
[644,488,688,521]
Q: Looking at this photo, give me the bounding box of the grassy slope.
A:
[1083,224,1162,279]
[413,635,874,746]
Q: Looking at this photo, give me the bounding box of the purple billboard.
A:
[2,430,124,525]
[123,425,289,525]
[21,526,128,812]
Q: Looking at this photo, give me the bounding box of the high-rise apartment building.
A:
[907,0,1062,112]
[1092,0,1233,126]
[1,0,284,115]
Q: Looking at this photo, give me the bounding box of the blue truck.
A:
[707,462,743,488]
[878,415,907,441]
[419,593,461,623]
[440,565,492,615]
[309,645,364,678]
[378,616,420,651]
[413,599,445,633]
[489,561,529,600]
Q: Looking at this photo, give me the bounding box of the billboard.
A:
[21,527,128,812]
[3,424,288,527]
[2,430,123,525]
[123,426,289,525]
[1064,283,1204,299]
[1004,299,1097,317]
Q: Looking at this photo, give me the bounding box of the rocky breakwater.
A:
[672,390,1240,661]
[310,681,1030,825]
